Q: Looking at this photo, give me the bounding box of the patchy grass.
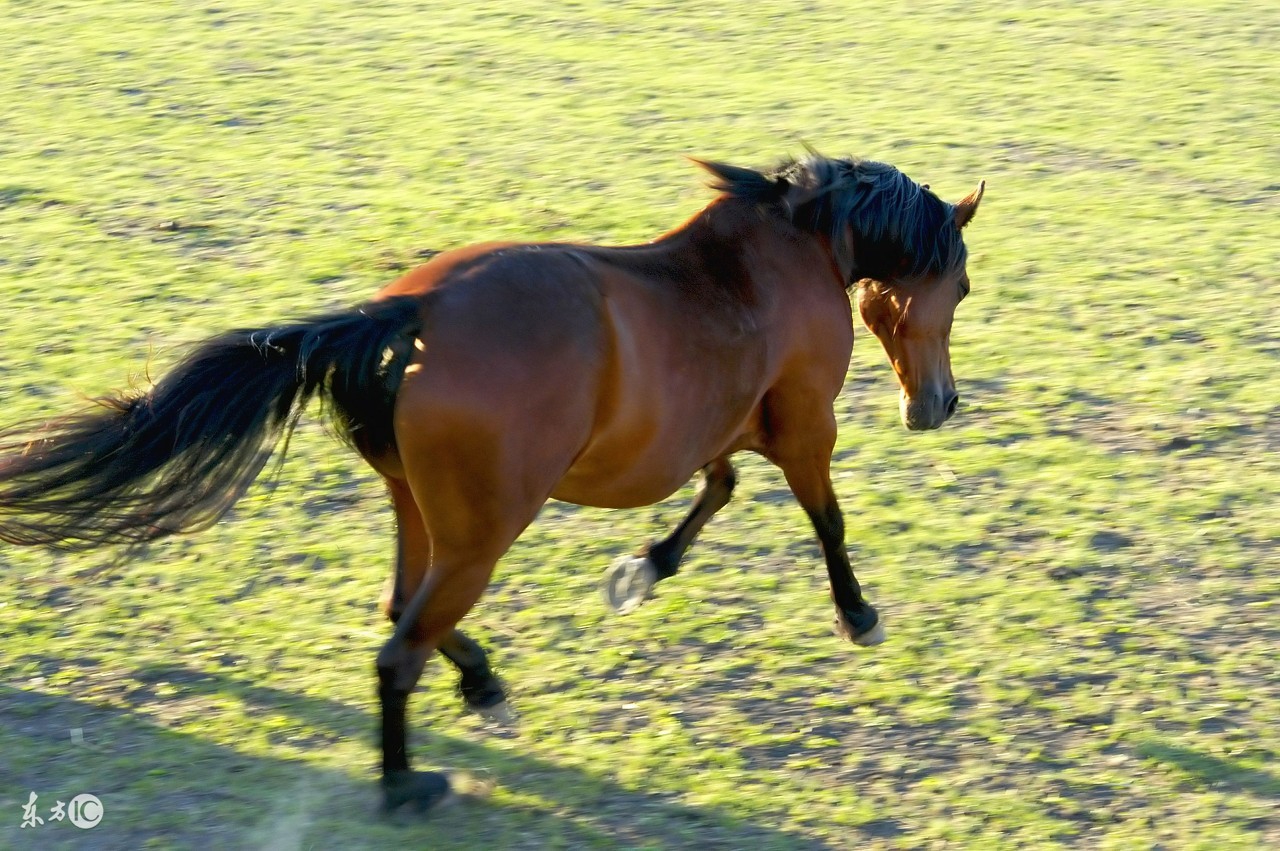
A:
[1,0,1277,848]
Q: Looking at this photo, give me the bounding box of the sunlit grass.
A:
[1,0,1277,848]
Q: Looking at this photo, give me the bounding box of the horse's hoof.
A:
[602,555,658,614]
[381,770,452,815]
[834,605,886,646]
[460,672,508,720]
[475,700,517,728]
[852,617,886,647]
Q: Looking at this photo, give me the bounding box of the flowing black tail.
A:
[0,296,422,550]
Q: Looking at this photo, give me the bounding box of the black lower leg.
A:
[804,502,878,636]
[646,459,736,579]
[439,630,505,711]
[377,665,411,776]
[376,641,449,813]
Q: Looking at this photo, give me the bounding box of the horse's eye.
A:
[959,278,971,301]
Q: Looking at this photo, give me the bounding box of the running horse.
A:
[0,152,983,813]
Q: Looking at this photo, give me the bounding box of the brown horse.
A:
[0,153,983,813]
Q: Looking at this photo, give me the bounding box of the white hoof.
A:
[602,555,658,614]
[853,618,887,647]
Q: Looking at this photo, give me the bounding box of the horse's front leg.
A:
[766,410,884,646]
[602,456,736,613]
[788,464,884,645]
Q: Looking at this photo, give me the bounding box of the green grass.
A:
[1,1,1277,848]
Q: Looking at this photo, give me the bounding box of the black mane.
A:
[697,153,967,284]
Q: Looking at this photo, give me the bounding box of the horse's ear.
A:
[953,180,985,230]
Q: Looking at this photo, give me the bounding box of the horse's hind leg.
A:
[603,456,736,613]
[375,434,552,814]
[438,629,509,722]
[376,534,512,813]
[382,478,508,719]
[380,478,426,626]
[374,477,448,812]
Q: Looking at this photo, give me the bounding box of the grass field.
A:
[1,1,1277,848]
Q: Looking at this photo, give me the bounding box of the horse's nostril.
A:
[945,392,959,417]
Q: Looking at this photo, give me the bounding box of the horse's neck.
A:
[585,198,840,305]
[670,198,842,292]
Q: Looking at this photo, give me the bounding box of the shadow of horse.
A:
[1,676,832,850]
[1133,740,1280,798]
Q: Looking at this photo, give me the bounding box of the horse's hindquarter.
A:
[383,246,610,495]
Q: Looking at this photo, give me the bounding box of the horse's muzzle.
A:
[900,389,959,431]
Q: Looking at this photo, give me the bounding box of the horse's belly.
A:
[550,465,691,504]
[550,398,763,509]
[550,450,697,508]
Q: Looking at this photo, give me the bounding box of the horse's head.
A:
[855,181,984,431]
[692,154,984,430]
